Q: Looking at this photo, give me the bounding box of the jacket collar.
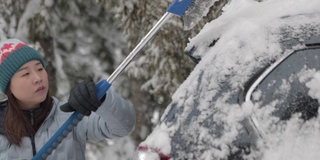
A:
[0,99,8,135]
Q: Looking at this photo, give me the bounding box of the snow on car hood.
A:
[140,0,320,159]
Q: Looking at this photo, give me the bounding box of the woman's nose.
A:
[33,72,42,84]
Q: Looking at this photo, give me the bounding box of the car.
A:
[131,0,320,160]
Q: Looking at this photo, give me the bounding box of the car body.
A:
[132,0,320,159]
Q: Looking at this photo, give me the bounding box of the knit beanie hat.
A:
[0,39,46,95]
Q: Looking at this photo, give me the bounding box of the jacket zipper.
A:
[30,111,37,156]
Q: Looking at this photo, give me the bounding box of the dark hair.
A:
[3,88,52,146]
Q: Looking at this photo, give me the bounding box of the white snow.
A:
[15,0,41,41]
[306,72,320,101]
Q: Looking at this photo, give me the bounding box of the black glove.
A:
[60,80,101,116]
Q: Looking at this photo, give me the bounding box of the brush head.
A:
[166,0,219,30]
[181,0,222,30]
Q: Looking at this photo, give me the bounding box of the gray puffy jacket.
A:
[0,90,136,160]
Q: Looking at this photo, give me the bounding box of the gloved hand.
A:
[60,80,101,116]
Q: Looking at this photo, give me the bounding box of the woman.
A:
[0,39,136,159]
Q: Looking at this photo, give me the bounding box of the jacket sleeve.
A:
[74,90,136,141]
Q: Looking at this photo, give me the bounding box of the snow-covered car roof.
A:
[134,0,320,159]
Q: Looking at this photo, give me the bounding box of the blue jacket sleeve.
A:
[74,90,136,141]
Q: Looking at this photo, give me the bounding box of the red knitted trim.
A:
[0,42,26,64]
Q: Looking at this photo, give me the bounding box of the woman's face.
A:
[9,60,49,110]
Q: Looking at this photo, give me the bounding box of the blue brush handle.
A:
[32,79,111,160]
[166,0,193,16]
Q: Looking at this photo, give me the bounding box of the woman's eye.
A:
[22,72,29,77]
[38,68,44,71]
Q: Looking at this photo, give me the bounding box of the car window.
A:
[238,43,320,145]
[247,46,320,121]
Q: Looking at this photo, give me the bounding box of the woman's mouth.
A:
[36,86,45,92]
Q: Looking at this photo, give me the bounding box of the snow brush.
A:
[32,0,216,159]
